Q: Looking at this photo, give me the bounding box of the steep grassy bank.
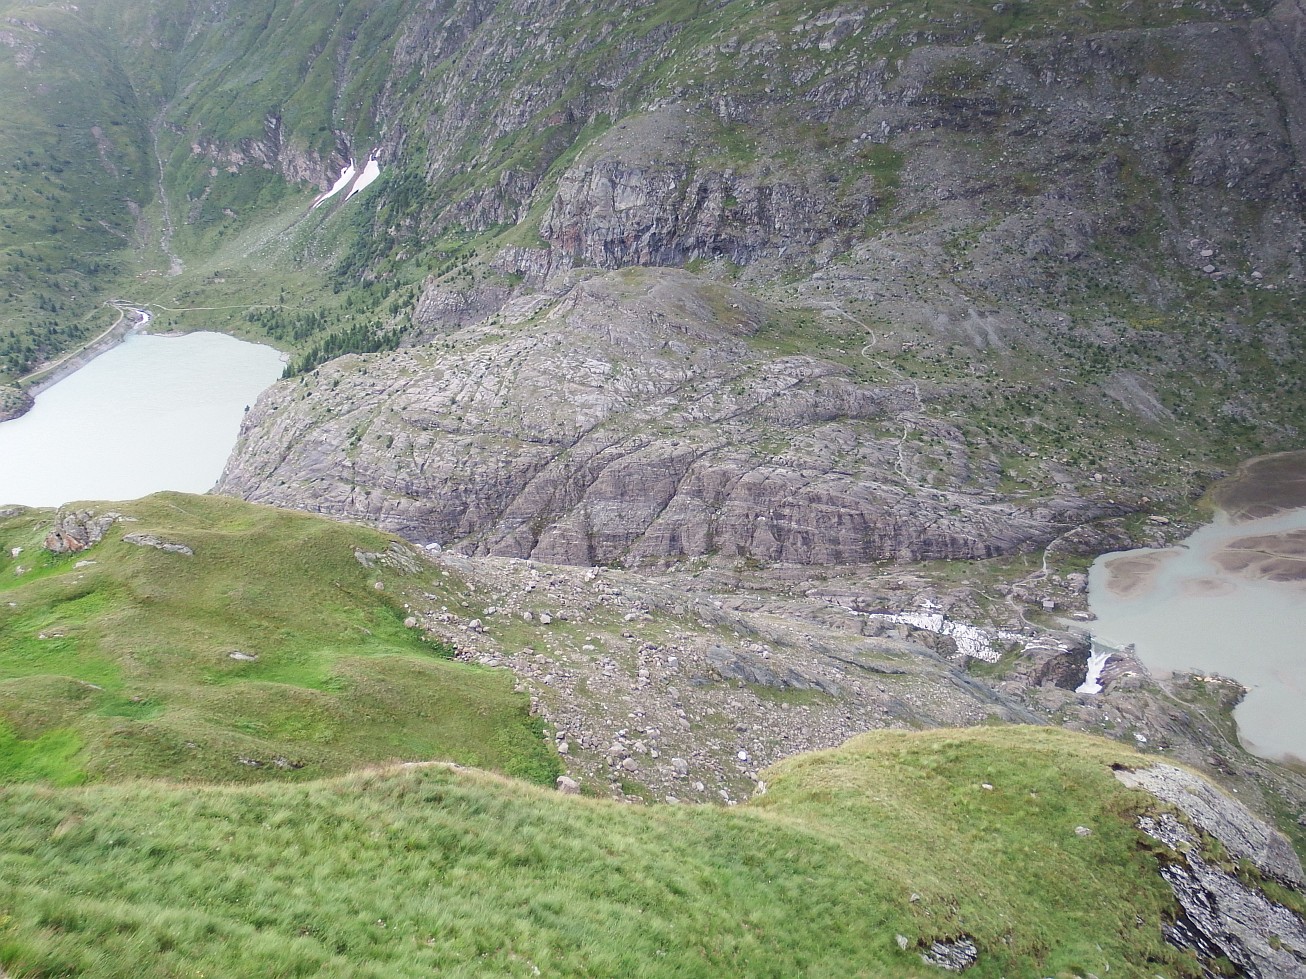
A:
[0,727,1213,978]
[0,494,556,785]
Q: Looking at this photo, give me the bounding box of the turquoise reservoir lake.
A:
[0,331,284,507]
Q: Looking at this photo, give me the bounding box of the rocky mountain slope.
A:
[4,0,1306,894]
[220,267,1119,565]
[206,0,1306,570]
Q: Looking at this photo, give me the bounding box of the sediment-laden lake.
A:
[0,331,284,508]
[1089,451,1306,765]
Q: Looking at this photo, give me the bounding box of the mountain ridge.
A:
[3,0,1306,934]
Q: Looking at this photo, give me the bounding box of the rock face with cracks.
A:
[1121,765,1306,978]
[217,269,1111,567]
[213,0,1306,572]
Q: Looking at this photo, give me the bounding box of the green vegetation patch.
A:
[0,721,84,786]
[0,727,1206,977]
[0,493,556,786]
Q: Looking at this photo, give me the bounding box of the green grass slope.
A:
[0,493,557,786]
[0,0,410,380]
[0,727,1212,977]
[0,1,151,376]
[134,0,410,257]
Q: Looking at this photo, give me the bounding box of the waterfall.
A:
[1076,646,1113,695]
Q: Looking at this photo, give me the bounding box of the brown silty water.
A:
[1089,451,1306,765]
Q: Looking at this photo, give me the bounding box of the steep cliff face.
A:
[188,113,351,194]
[365,0,1304,287]
[534,107,879,269]
[218,268,1110,565]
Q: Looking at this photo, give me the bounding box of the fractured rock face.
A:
[1120,765,1306,978]
[705,645,839,695]
[920,936,979,972]
[539,107,876,270]
[1029,645,1092,691]
[1116,763,1304,887]
[1135,811,1306,978]
[218,269,1109,568]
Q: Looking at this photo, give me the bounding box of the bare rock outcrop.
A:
[353,541,424,575]
[217,268,1110,567]
[0,385,32,423]
[44,508,122,554]
[191,115,350,193]
[432,1,1305,294]
[920,937,979,973]
[1117,763,1305,887]
[122,533,194,557]
[705,644,840,695]
[538,107,877,270]
[1133,806,1306,977]
[1120,764,1306,977]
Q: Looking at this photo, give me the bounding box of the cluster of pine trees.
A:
[0,316,86,377]
[281,320,403,377]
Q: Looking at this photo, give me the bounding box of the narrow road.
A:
[17,302,147,391]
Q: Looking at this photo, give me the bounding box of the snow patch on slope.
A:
[865,602,1025,662]
[346,157,381,200]
[312,162,357,209]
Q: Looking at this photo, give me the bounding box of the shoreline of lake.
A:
[0,330,286,509]
[13,304,151,410]
[1089,450,1306,765]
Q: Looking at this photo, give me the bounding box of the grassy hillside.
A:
[0,726,1213,977]
[0,493,556,786]
[0,0,410,381]
[0,1,151,375]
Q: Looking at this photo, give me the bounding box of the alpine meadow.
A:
[2,0,1306,975]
